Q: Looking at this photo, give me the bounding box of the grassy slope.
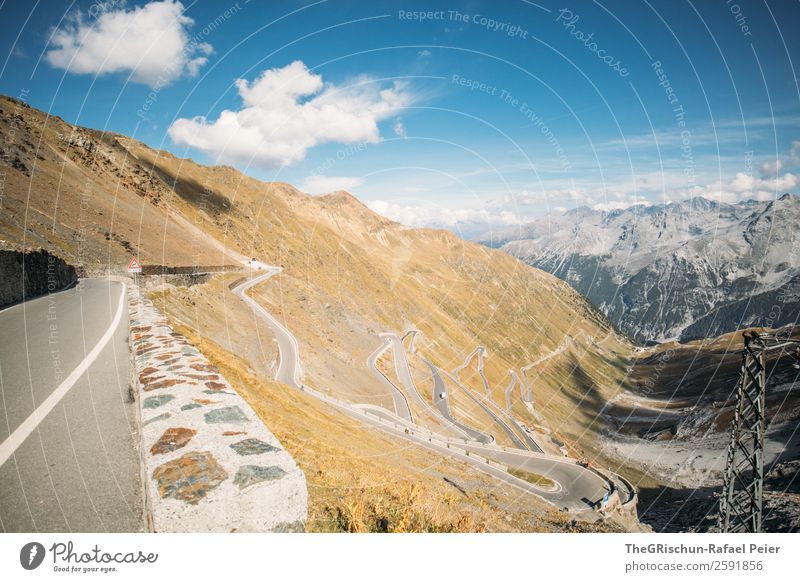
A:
[0,96,234,266]
[158,290,620,532]
[3,96,643,524]
[124,136,637,456]
[2,95,636,453]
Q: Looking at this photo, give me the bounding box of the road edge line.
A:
[0,280,126,468]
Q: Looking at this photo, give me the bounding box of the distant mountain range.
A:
[478,195,800,343]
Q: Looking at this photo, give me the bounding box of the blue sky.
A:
[2,0,799,235]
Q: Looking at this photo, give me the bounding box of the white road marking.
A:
[0,282,126,468]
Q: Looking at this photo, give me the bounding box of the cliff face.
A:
[0,249,77,308]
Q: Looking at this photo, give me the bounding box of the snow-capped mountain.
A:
[478,195,800,343]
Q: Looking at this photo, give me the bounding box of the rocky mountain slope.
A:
[0,97,246,269]
[4,95,797,531]
[478,196,800,343]
[0,95,636,530]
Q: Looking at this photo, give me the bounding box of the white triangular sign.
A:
[127,257,142,273]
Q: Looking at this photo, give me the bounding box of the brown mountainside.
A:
[1,95,643,528]
[3,95,798,532]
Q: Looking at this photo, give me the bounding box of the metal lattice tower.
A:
[718,331,799,533]
[718,332,766,533]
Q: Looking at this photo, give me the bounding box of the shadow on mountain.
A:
[152,164,232,214]
[559,357,609,425]
[639,458,800,532]
[638,484,719,532]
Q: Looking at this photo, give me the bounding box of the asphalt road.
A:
[382,333,471,438]
[233,268,303,388]
[462,444,609,511]
[366,337,413,422]
[231,266,617,514]
[423,360,493,444]
[447,364,543,453]
[505,372,519,410]
[450,375,529,450]
[476,348,491,394]
[0,279,143,532]
[384,334,425,407]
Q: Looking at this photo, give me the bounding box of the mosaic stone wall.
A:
[129,287,307,532]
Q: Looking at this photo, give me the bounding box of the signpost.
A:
[127,257,142,285]
[127,257,142,273]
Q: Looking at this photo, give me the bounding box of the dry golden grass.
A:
[4,95,635,452]
[508,468,556,489]
[3,96,642,493]
[0,96,236,266]
[171,321,622,533]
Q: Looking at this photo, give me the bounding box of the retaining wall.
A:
[0,249,77,308]
[128,286,307,532]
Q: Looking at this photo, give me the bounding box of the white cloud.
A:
[45,0,209,86]
[393,119,407,139]
[507,186,647,211]
[367,200,525,229]
[417,49,432,58]
[790,140,800,165]
[168,60,413,167]
[301,175,363,195]
[718,115,800,128]
[591,197,648,212]
[760,159,783,178]
[685,171,798,203]
[365,166,798,231]
[505,160,799,214]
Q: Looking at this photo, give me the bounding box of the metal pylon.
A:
[718,332,766,533]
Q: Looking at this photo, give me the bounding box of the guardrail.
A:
[139,264,241,276]
[296,384,579,497]
[228,271,632,515]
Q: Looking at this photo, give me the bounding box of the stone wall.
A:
[0,249,77,308]
[82,264,239,278]
[139,273,212,289]
[128,286,307,532]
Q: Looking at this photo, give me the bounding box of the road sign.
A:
[127,257,142,273]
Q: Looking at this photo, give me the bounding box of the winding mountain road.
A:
[366,336,413,422]
[444,369,525,449]
[232,267,617,513]
[460,444,609,511]
[233,268,303,388]
[454,347,491,394]
[423,360,493,444]
[379,333,472,439]
[446,368,543,453]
